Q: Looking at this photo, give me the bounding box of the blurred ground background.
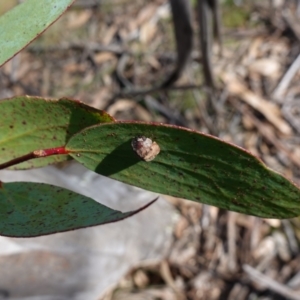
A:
[1,0,300,299]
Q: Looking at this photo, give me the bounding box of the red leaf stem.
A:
[0,146,69,170]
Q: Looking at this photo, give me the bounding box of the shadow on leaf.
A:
[95,139,141,176]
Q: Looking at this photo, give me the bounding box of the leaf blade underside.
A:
[0,181,156,237]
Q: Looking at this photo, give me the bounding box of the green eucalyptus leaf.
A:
[66,122,300,219]
[0,96,115,169]
[0,181,155,237]
[0,0,75,66]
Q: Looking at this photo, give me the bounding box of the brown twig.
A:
[114,83,206,99]
[28,42,127,56]
[160,0,193,88]
[197,0,216,90]
[231,101,300,169]
[243,264,300,300]
[272,53,300,100]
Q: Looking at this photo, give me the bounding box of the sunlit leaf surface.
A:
[0,96,115,169]
[67,122,300,219]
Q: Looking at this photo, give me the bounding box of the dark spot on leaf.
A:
[7,211,13,215]
[232,199,239,205]
[1,148,5,151]
[9,125,13,129]
[107,133,116,137]
[22,121,26,125]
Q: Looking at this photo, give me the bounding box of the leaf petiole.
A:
[0,146,69,170]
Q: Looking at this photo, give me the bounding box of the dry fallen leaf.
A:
[94,52,116,64]
[107,99,153,121]
[222,73,292,135]
[248,58,281,78]
[67,11,92,29]
[140,21,158,44]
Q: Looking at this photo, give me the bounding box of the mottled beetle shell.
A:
[131,136,160,162]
